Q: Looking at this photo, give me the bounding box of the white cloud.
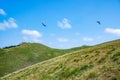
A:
[83,37,94,42]
[57,38,69,42]
[105,28,120,36]
[0,18,18,30]
[22,29,42,43]
[0,9,6,16]
[22,30,41,37]
[58,18,72,29]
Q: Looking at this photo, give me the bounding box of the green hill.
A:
[1,39,120,80]
[0,42,89,77]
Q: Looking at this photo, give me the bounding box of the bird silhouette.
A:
[42,22,46,27]
[97,21,101,25]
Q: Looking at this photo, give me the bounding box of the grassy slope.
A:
[1,39,120,80]
[0,42,89,77]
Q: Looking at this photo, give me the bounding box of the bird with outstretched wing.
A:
[42,22,46,27]
[97,21,101,25]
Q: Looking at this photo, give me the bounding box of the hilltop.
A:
[1,39,120,80]
[0,42,89,77]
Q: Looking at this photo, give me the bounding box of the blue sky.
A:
[0,0,120,49]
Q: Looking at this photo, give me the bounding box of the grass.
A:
[0,42,89,77]
[0,39,120,80]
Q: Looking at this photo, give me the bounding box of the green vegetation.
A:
[0,42,89,77]
[1,39,120,80]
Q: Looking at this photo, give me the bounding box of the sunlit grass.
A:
[1,39,120,80]
[0,42,89,77]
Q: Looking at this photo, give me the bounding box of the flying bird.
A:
[42,22,46,27]
[97,21,101,25]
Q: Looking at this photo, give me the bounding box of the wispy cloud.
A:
[22,30,41,37]
[58,18,72,29]
[57,38,69,42]
[0,9,6,16]
[83,37,94,42]
[105,28,120,36]
[0,18,18,30]
[22,29,42,43]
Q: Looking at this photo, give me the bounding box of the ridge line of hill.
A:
[1,39,120,79]
[0,42,90,77]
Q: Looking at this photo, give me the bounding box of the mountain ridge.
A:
[1,39,120,80]
[0,42,90,77]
